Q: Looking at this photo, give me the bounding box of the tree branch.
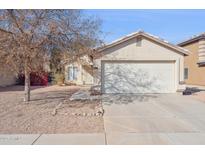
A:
[7,10,25,34]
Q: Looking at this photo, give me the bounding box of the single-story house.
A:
[178,33,205,86]
[66,31,190,94]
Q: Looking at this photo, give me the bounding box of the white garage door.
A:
[102,61,175,93]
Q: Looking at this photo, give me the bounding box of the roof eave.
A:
[178,35,205,46]
[142,33,190,56]
[97,32,189,56]
[97,32,143,52]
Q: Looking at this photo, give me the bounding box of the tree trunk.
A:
[24,68,31,102]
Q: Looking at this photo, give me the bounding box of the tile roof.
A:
[96,30,189,55]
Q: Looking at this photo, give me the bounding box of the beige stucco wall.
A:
[82,65,94,84]
[0,70,16,87]
[94,37,185,91]
[64,62,93,85]
[183,41,205,86]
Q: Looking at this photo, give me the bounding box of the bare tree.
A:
[0,10,102,102]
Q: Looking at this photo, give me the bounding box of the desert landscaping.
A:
[0,85,104,134]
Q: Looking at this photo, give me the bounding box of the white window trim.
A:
[68,66,78,81]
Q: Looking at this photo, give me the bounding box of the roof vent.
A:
[136,37,142,46]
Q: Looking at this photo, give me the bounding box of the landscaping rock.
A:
[182,87,202,95]
[90,85,101,96]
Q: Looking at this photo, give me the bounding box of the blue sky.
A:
[85,9,205,44]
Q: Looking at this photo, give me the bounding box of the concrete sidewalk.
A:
[0,133,106,145]
[2,132,205,145]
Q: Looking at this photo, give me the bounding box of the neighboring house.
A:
[178,33,205,86]
[0,62,49,87]
[93,31,189,94]
[64,55,94,85]
[0,67,17,87]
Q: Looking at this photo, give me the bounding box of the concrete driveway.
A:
[102,93,205,144]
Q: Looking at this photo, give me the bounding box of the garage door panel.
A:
[102,62,175,93]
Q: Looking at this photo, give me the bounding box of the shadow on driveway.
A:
[102,94,158,105]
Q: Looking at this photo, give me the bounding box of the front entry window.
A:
[184,68,188,80]
[68,66,78,80]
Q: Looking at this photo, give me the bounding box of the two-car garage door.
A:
[102,61,175,93]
